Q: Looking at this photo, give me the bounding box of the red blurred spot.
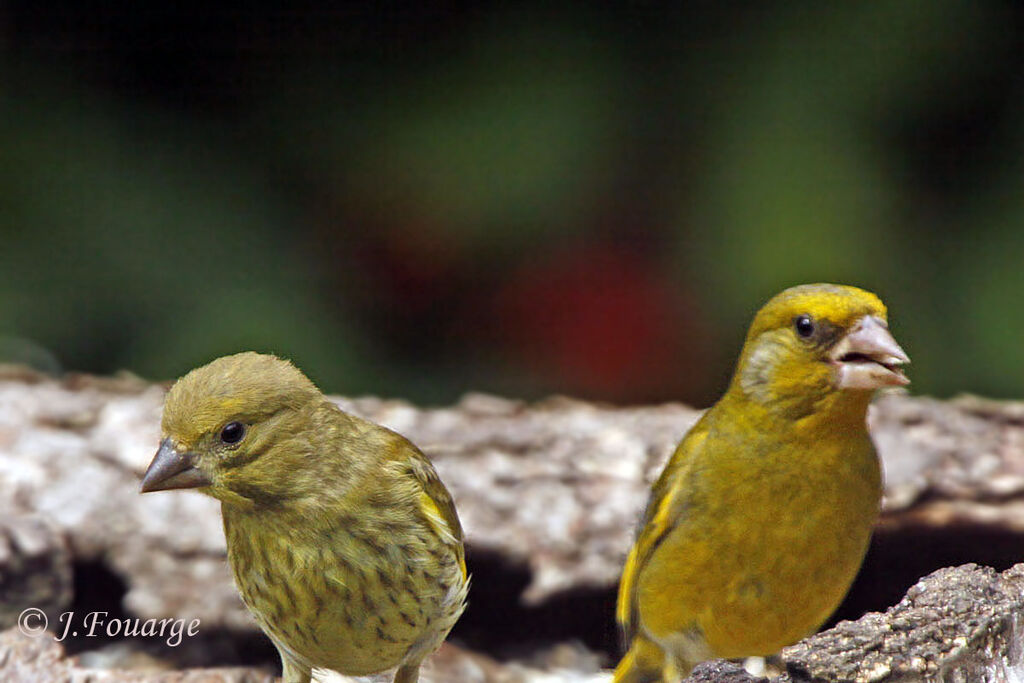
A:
[496,244,707,402]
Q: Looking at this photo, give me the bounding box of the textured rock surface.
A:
[686,661,765,683]
[6,564,1023,681]
[779,563,1024,682]
[0,630,610,682]
[872,394,1024,528]
[678,563,1024,682]
[0,513,73,631]
[0,368,698,626]
[3,366,1024,680]
[0,627,270,682]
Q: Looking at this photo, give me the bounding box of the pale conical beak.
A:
[140,438,212,493]
[829,315,910,390]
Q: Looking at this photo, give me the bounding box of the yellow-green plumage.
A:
[142,352,467,683]
[614,284,909,682]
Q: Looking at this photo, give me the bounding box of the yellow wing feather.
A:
[617,417,711,640]
[408,448,467,579]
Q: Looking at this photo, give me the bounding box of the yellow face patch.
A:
[745,283,887,344]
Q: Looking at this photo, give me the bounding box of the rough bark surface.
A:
[0,514,72,631]
[0,626,271,681]
[677,566,1024,682]
[2,366,1024,681]
[5,564,1023,681]
[779,563,1024,682]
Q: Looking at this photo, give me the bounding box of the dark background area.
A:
[2,1,1023,407]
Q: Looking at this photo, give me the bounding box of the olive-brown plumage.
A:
[141,352,467,683]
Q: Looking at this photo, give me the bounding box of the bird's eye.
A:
[794,314,816,339]
[220,421,246,445]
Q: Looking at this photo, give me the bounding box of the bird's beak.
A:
[140,438,212,493]
[829,315,910,390]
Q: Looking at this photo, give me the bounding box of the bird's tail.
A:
[613,634,667,683]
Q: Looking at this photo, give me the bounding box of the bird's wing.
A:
[407,448,467,579]
[617,415,711,642]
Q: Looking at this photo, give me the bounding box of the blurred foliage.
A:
[1,2,1022,404]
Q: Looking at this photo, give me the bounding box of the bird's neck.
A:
[719,386,874,438]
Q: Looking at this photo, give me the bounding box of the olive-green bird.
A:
[614,283,909,682]
[140,352,468,683]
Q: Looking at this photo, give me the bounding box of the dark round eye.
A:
[220,421,246,445]
[794,314,816,338]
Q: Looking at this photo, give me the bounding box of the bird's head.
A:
[140,352,323,507]
[731,283,909,416]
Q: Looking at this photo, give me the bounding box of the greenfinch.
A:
[140,352,467,683]
[614,283,909,682]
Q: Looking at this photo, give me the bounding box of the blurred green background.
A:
[1,1,1022,406]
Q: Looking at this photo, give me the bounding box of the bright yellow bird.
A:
[614,283,909,682]
[140,352,468,683]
